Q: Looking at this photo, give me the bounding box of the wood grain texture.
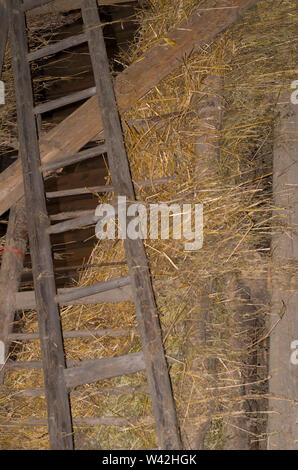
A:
[0,200,27,384]
[64,351,145,388]
[82,0,182,449]
[0,0,8,74]
[0,0,260,216]
[23,0,136,14]
[8,0,73,450]
[15,283,132,310]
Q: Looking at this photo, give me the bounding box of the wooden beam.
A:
[46,177,172,199]
[55,275,131,303]
[64,351,145,388]
[42,144,107,173]
[82,0,181,449]
[8,328,134,341]
[0,0,260,216]
[34,86,97,115]
[15,283,132,310]
[0,416,152,427]
[0,0,8,74]
[267,90,298,450]
[0,200,27,382]
[24,0,137,14]
[8,0,73,450]
[27,32,88,62]
[8,384,149,397]
[49,212,98,234]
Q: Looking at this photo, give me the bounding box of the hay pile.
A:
[0,0,297,449]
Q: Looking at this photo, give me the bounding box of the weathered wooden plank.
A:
[56,275,131,303]
[0,416,152,427]
[48,212,98,233]
[0,0,260,216]
[23,0,54,10]
[50,209,94,221]
[0,0,8,74]
[46,176,172,199]
[81,0,181,450]
[8,384,149,397]
[8,0,73,450]
[8,328,133,341]
[23,0,136,13]
[27,32,87,61]
[6,384,149,397]
[267,90,298,450]
[15,283,132,310]
[34,86,97,115]
[42,143,107,172]
[6,352,144,374]
[64,351,145,388]
[0,200,27,384]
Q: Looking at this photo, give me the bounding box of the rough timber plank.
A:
[24,0,136,14]
[81,0,181,450]
[27,33,88,62]
[0,200,27,382]
[8,0,73,450]
[8,328,133,341]
[64,352,146,388]
[15,282,132,310]
[267,90,298,450]
[0,1,25,382]
[0,1,8,73]
[0,0,260,216]
[0,416,152,427]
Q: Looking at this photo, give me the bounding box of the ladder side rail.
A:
[8,0,73,450]
[81,0,182,450]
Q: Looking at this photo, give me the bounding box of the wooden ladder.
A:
[3,0,182,450]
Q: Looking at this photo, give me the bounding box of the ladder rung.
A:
[34,86,97,115]
[42,143,107,173]
[58,276,131,304]
[22,0,53,11]
[8,328,134,341]
[46,185,114,199]
[27,33,88,62]
[64,352,146,389]
[15,283,132,310]
[5,384,150,398]
[0,416,153,427]
[50,210,94,222]
[45,176,173,199]
[48,212,100,234]
[5,352,145,380]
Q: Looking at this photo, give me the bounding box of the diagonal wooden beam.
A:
[24,0,137,15]
[0,0,259,216]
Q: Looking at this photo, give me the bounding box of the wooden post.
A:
[0,0,26,385]
[0,0,8,74]
[267,89,298,450]
[81,0,182,449]
[8,0,73,449]
[0,200,27,383]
